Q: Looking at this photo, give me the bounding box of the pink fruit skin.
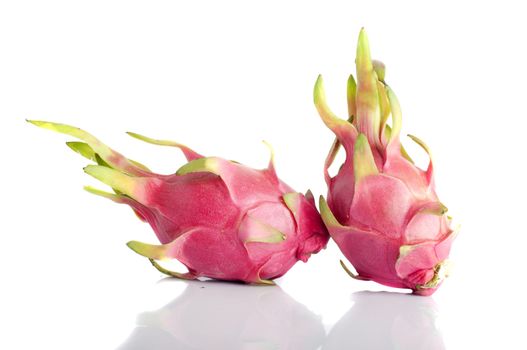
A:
[315,29,456,295]
[28,121,329,284]
[127,158,329,283]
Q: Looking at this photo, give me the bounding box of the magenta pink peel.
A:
[314,29,457,295]
[28,121,329,284]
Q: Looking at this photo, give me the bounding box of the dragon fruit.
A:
[314,29,457,295]
[28,121,329,284]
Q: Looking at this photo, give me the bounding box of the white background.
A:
[1,1,525,349]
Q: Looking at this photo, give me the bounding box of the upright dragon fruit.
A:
[28,121,329,284]
[314,29,457,295]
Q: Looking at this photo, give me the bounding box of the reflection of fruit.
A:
[324,292,445,349]
[118,282,325,350]
[314,29,456,295]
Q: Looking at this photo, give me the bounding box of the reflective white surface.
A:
[117,281,325,350]
[116,281,445,350]
[324,292,444,350]
[2,238,525,349]
[2,0,527,349]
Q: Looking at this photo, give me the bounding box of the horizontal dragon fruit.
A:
[314,29,457,295]
[28,121,329,284]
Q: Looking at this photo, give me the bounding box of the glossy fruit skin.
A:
[314,29,456,295]
[29,121,329,284]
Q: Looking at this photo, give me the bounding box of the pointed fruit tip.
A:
[83,185,110,195]
[126,131,142,139]
[25,120,68,132]
[313,74,324,103]
[83,185,102,195]
[262,140,275,163]
[347,74,357,119]
[26,119,44,126]
[347,74,357,91]
[127,240,162,259]
[83,164,96,173]
[359,27,367,37]
[126,131,154,143]
[357,28,370,52]
[407,134,431,155]
[83,185,123,202]
[358,27,366,40]
[126,240,140,252]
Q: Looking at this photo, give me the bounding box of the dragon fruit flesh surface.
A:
[314,29,457,295]
[29,121,329,284]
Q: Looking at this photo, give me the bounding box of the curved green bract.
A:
[319,196,344,229]
[83,165,147,202]
[83,186,123,202]
[126,131,203,162]
[176,157,220,176]
[127,240,172,260]
[66,141,97,161]
[27,120,149,176]
[347,74,357,119]
[355,29,381,146]
[386,87,402,143]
